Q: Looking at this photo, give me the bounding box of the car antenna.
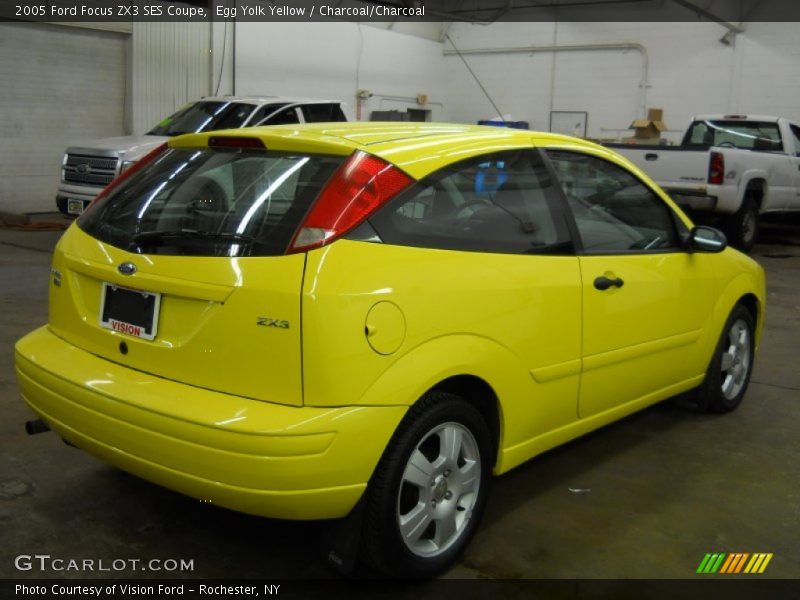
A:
[445,33,506,123]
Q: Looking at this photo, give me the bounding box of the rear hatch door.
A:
[50,143,346,406]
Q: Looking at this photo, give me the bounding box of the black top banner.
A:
[2,0,800,23]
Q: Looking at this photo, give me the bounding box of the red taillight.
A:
[708,151,725,185]
[208,136,266,150]
[288,151,413,253]
[84,143,168,213]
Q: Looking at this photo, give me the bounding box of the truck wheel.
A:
[694,304,755,414]
[725,196,759,252]
[360,392,492,578]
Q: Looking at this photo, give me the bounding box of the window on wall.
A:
[546,150,680,254]
[367,150,574,255]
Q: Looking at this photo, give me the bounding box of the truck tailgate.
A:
[605,144,711,192]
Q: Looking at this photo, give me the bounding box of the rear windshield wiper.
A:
[131,229,263,245]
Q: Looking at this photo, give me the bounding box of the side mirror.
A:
[688,226,727,253]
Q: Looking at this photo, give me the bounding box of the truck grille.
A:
[63,154,119,186]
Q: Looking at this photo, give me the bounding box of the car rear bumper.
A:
[15,326,406,520]
[666,191,718,212]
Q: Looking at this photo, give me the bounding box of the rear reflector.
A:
[288,151,413,253]
[209,136,266,150]
[84,143,168,213]
[708,151,725,185]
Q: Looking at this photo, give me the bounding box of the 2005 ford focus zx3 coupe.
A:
[16,123,765,577]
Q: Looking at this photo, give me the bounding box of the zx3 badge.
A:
[257,317,289,329]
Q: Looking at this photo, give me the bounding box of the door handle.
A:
[594,276,624,290]
[645,153,659,161]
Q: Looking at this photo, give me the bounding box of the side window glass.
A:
[790,125,800,156]
[368,150,574,255]
[248,103,289,126]
[686,121,711,146]
[546,150,680,254]
[302,103,346,122]
[261,107,300,126]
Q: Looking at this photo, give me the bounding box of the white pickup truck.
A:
[57,96,348,216]
[607,114,800,251]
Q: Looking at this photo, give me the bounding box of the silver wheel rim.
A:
[742,211,757,245]
[396,422,481,558]
[720,318,751,400]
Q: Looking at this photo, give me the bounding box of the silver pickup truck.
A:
[57,96,348,216]
[607,114,800,251]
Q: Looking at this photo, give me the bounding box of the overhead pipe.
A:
[443,42,650,118]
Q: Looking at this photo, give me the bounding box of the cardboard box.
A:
[629,108,668,140]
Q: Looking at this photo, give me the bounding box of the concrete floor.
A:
[1,215,798,581]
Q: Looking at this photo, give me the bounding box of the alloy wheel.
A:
[720,318,751,400]
[396,422,481,558]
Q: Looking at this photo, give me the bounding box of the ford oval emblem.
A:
[117,262,137,276]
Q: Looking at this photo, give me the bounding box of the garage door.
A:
[0,23,127,214]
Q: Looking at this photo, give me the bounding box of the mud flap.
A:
[321,497,366,575]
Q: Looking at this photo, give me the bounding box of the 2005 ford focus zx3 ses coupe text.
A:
[15,123,765,577]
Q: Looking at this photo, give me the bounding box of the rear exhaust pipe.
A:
[25,419,50,435]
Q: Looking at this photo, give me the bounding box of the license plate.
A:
[67,198,85,215]
[99,283,161,340]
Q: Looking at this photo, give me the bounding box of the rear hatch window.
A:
[79,148,345,257]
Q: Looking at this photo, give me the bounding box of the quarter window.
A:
[367,150,573,255]
[546,150,680,254]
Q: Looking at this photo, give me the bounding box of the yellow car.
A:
[15,123,765,577]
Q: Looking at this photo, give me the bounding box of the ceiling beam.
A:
[670,0,745,33]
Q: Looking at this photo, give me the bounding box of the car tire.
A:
[724,196,759,253]
[360,391,493,578]
[695,304,756,414]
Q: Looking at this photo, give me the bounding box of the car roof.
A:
[169,122,603,180]
[692,114,780,122]
[199,95,343,105]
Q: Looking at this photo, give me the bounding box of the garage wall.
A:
[0,22,127,213]
[443,21,800,142]
[234,22,447,121]
[735,23,800,120]
[131,21,213,133]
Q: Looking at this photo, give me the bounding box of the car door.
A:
[545,148,716,419]
[360,148,584,446]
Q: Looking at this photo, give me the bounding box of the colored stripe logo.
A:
[697,553,773,574]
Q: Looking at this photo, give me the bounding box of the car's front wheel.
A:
[360,392,493,578]
[696,304,756,413]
